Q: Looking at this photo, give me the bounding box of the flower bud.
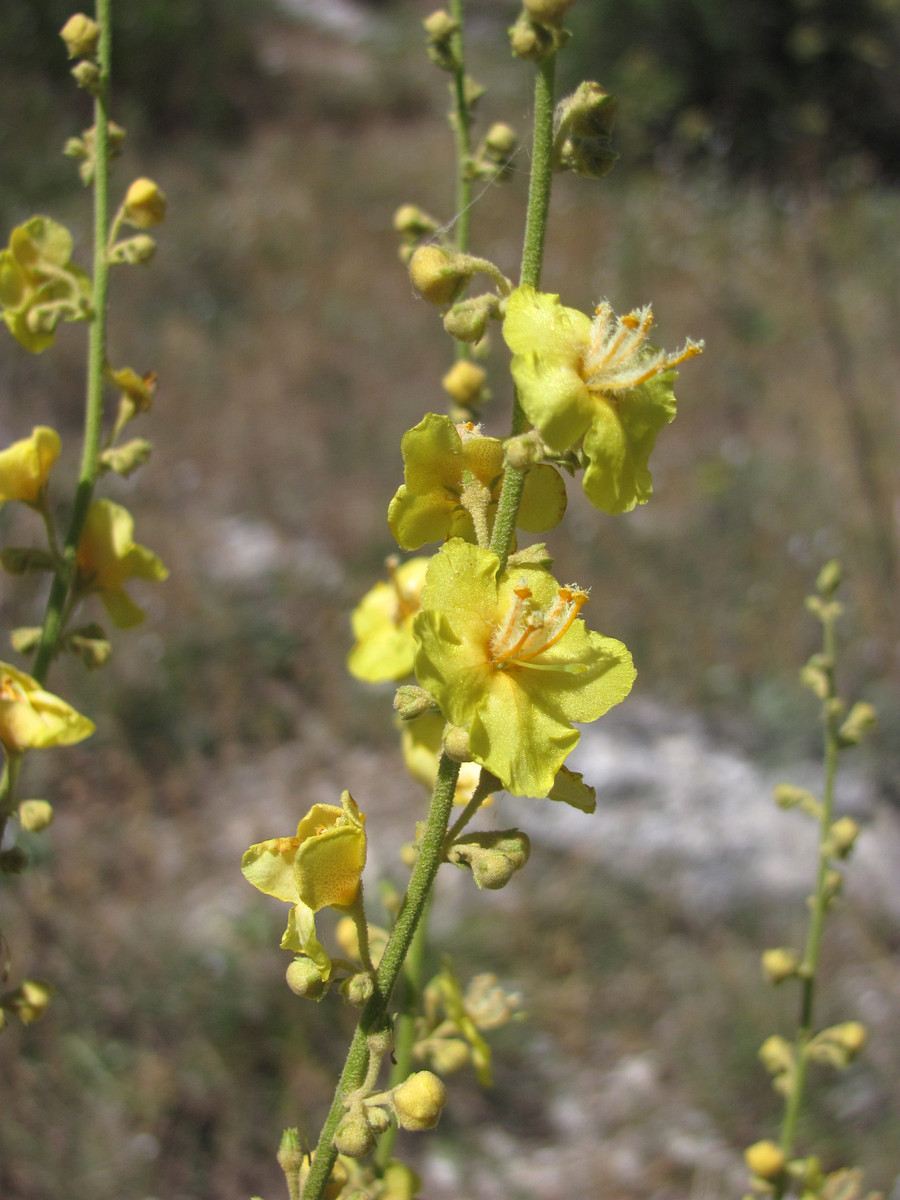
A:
[422,9,458,39]
[837,701,877,746]
[773,783,821,816]
[448,829,531,890]
[427,1037,471,1074]
[423,9,461,71]
[379,1161,422,1200]
[100,438,153,478]
[484,122,517,160]
[108,235,157,265]
[504,431,545,470]
[393,204,440,239]
[815,559,842,596]
[393,684,436,720]
[524,0,574,27]
[442,360,487,409]
[60,13,100,59]
[123,178,167,229]
[761,947,800,984]
[408,245,469,307]
[344,971,375,1007]
[443,293,499,343]
[553,83,619,179]
[759,1035,794,1077]
[391,1070,447,1131]
[71,60,102,93]
[509,13,567,60]
[442,724,472,763]
[277,1127,305,1177]
[826,816,859,858]
[10,627,42,654]
[334,1113,376,1158]
[18,799,54,833]
[807,1021,867,1068]
[65,624,113,669]
[286,957,328,999]
[744,1141,786,1181]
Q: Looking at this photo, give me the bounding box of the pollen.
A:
[583,300,703,396]
[489,584,589,669]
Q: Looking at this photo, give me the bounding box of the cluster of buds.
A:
[510,0,574,61]
[60,13,102,94]
[553,82,619,180]
[64,120,126,186]
[446,827,531,890]
[744,1149,879,1200]
[333,1070,448,1160]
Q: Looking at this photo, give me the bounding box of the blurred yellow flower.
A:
[75,498,168,628]
[0,662,94,754]
[0,426,61,505]
[347,556,429,682]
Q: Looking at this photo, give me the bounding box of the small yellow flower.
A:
[0,426,61,505]
[0,662,94,754]
[503,285,702,513]
[123,178,167,229]
[241,792,367,979]
[347,556,429,683]
[75,499,168,628]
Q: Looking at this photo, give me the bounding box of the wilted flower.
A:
[75,499,168,627]
[241,792,367,979]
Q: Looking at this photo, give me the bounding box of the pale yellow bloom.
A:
[0,662,94,754]
[0,426,61,505]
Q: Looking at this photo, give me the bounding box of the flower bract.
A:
[503,285,702,514]
[241,792,367,978]
[0,662,95,755]
[75,499,168,628]
[413,539,635,797]
[0,426,61,506]
[347,557,429,682]
[388,413,566,550]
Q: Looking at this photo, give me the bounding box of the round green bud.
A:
[334,1114,375,1159]
[391,1071,447,1131]
[393,204,440,239]
[345,971,375,1007]
[835,1020,867,1057]
[443,294,499,343]
[60,13,100,59]
[442,724,473,763]
[423,9,459,39]
[744,1141,786,1180]
[71,60,102,93]
[108,235,157,265]
[442,360,487,407]
[393,684,435,720]
[523,0,574,27]
[18,800,54,833]
[408,245,467,307]
[484,122,517,159]
[286,957,327,999]
[380,1161,422,1200]
[828,816,860,857]
[816,559,842,596]
[761,947,800,984]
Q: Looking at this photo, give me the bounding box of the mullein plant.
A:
[242,3,703,1198]
[0,3,167,1029]
[744,563,881,1200]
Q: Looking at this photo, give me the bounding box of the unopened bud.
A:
[442,724,472,763]
[504,431,545,470]
[484,122,517,159]
[524,0,575,27]
[423,9,458,38]
[108,235,157,265]
[815,559,842,596]
[838,701,877,746]
[773,782,821,817]
[71,60,101,93]
[277,1127,305,1177]
[759,1035,794,1077]
[744,1141,786,1181]
[807,1021,867,1068]
[442,360,487,408]
[449,829,531,890]
[10,626,42,654]
[827,816,859,858]
[409,245,469,307]
[391,1070,447,1131]
[509,12,567,60]
[393,684,435,720]
[393,204,440,239]
[344,971,375,1007]
[18,800,54,833]
[123,178,167,229]
[286,957,327,999]
[6,978,52,1023]
[553,82,618,179]
[443,293,499,342]
[762,947,800,984]
[100,438,153,478]
[60,13,100,59]
[423,9,461,71]
[334,1114,376,1158]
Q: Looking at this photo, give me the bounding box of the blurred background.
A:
[1,1,899,1197]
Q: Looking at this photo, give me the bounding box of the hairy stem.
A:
[33,0,112,684]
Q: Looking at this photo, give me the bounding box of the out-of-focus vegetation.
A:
[1,2,899,1198]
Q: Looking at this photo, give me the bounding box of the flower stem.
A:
[776,609,841,1178]
[32,0,112,685]
[300,753,460,1200]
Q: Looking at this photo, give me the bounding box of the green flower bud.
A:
[18,799,54,833]
[816,559,842,596]
[744,1141,786,1181]
[423,9,461,71]
[448,829,531,889]
[826,816,860,858]
[423,9,459,39]
[393,204,440,239]
[10,626,42,655]
[509,12,568,60]
[334,1113,376,1158]
[442,724,473,763]
[391,1070,447,1131]
[393,684,436,720]
[442,359,487,408]
[484,122,517,160]
[443,293,499,343]
[277,1127,305,1177]
[286,957,328,999]
[773,782,821,815]
[108,235,157,265]
[553,83,619,179]
[524,0,575,26]
[0,846,29,874]
[759,1035,794,1077]
[60,13,100,59]
[807,1021,867,1068]
[504,431,545,470]
[837,701,877,746]
[71,60,102,94]
[344,971,375,1007]
[123,178,167,229]
[100,438,153,478]
[761,947,800,984]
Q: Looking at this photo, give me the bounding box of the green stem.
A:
[519,54,556,293]
[300,753,460,1200]
[32,0,112,685]
[777,612,840,1170]
[449,0,472,262]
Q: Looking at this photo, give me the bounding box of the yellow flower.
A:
[503,285,702,513]
[347,556,429,683]
[413,539,635,797]
[75,499,168,628]
[0,426,61,505]
[241,792,367,980]
[122,178,168,229]
[0,662,94,754]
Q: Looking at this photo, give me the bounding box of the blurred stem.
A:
[33,0,112,685]
[776,608,841,1177]
[300,753,460,1200]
